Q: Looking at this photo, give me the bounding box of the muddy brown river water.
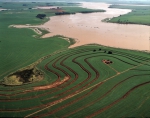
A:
[13,2,150,51]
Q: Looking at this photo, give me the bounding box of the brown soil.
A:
[33,76,70,91]
[102,59,113,64]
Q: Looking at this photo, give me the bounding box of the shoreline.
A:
[11,2,150,51]
[74,43,150,54]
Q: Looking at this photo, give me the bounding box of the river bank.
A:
[12,2,150,51]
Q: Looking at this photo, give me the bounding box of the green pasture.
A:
[108,5,150,26]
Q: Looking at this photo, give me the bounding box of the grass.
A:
[108,5,150,26]
[0,2,150,118]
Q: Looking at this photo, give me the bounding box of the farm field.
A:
[0,1,150,118]
[108,5,150,26]
[0,2,104,80]
[0,44,150,117]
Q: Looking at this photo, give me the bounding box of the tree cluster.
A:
[55,12,75,15]
[36,14,46,19]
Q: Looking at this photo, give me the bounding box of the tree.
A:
[108,51,112,54]
[36,14,46,19]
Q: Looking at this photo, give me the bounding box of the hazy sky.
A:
[0,0,150,3]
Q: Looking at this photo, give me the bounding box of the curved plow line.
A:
[44,52,106,103]
[42,54,97,102]
[87,54,137,67]
[25,75,114,117]
[59,59,150,117]
[62,74,150,117]
[50,52,109,101]
[41,51,100,96]
[34,55,102,117]
[40,50,96,102]
[110,49,150,61]
[113,53,147,65]
[0,49,148,111]
[0,48,67,93]
[24,59,150,117]
[41,55,71,90]
[44,54,68,83]
[0,74,148,111]
[0,50,71,96]
[0,49,91,101]
[0,48,136,92]
[0,58,64,98]
[0,51,148,111]
[25,81,103,118]
[33,76,70,91]
[0,50,92,103]
[113,52,150,62]
[0,49,66,93]
[41,49,92,91]
[0,51,80,110]
[42,47,91,80]
[0,60,61,97]
[0,52,94,96]
[86,81,150,118]
[0,55,148,100]
[43,48,91,87]
[109,50,150,67]
[34,83,104,118]
[1,60,68,101]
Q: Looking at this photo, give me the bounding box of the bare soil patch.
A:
[102,59,113,65]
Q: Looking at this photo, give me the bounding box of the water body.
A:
[0,8,7,11]
[14,2,150,51]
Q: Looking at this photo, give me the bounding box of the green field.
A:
[108,5,150,26]
[0,44,150,117]
[0,2,150,118]
[0,2,104,79]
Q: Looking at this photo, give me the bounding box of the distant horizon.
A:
[0,0,150,6]
[0,0,150,2]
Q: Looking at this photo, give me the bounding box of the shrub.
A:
[108,51,112,54]
[36,14,46,19]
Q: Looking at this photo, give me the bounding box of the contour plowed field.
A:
[0,45,150,117]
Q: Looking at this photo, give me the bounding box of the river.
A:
[13,2,150,51]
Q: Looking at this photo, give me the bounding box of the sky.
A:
[0,0,150,3]
[0,0,150,2]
